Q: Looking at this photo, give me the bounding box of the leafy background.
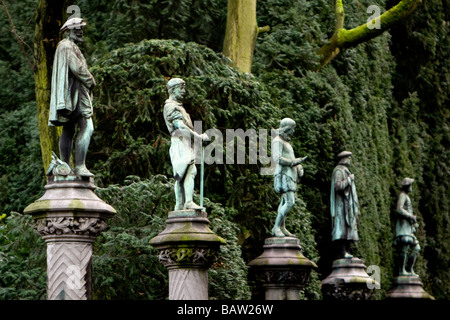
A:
[0,0,448,299]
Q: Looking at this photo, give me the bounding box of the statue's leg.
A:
[399,243,409,276]
[280,192,295,236]
[173,180,183,211]
[183,164,203,210]
[406,242,420,276]
[272,192,294,237]
[74,117,94,176]
[59,122,76,165]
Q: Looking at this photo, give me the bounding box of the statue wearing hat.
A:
[330,151,360,258]
[271,118,307,237]
[395,178,420,276]
[48,17,96,176]
[163,78,209,211]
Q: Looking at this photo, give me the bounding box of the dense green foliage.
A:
[0,0,448,300]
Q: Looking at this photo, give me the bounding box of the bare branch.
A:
[1,0,35,70]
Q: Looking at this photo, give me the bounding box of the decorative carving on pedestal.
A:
[157,247,218,268]
[36,216,107,237]
[150,209,226,300]
[248,237,317,300]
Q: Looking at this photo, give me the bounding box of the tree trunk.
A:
[222,0,261,73]
[34,0,68,171]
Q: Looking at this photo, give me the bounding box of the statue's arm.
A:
[396,193,415,221]
[67,48,96,89]
[272,139,290,166]
[333,169,349,191]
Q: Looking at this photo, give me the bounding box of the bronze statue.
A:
[330,151,360,258]
[271,118,307,237]
[48,17,96,176]
[163,78,209,211]
[395,178,420,276]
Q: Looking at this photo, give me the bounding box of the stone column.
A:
[248,237,317,300]
[150,209,226,300]
[387,275,434,300]
[321,257,377,300]
[24,175,115,300]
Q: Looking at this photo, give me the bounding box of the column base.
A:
[150,209,226,300]
[321,257,376,300]
[24,174,115,300]
[387,275,434,300]
[248,237,317,300]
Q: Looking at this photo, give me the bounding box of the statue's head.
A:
[401,177,414,193]
[61,17,86,42]
[167,78,186,101]
[337,150,352,165]
[279,118,296,140]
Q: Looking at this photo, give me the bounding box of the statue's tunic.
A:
[272,135,303,193]
[49,38,95,126]
[395,191,418,244]
[163,99,195,181]
[330,165,359,241]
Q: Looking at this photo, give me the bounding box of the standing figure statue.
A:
[163,78,209,211]
[330,151,360,259]
[271,118,307,237]
[394,178,420,276]
[48,17,96,177]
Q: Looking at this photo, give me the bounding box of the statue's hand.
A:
[201,133,210,141]
[349,174,355,181]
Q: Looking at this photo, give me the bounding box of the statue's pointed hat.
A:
[60,17,86,33]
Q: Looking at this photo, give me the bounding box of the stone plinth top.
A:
[149,209,226,247]
[24,174,116,217]
[387,275,435,300]
[248,237,317,269]
[321,257,374,286]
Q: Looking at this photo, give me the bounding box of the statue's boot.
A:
[271,227,285,237]
[184,201,204,210]
[280,218,294,237]
[272,214,285,237]
[74,164,94,177]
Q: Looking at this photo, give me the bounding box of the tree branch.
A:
[337,0,422,49]
[1,0,35,70]
[318,0,421,68]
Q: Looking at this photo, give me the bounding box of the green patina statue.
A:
[271,118,307,237]
[163,78,209,211]
[48,17,96,177]
[330,151,360,259]
[394,177,420,276]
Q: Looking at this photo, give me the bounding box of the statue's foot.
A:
[281,227,294,237]
[174,204,183,211]
[272,227,285,237]
[184,201,205,211]
[344,252,353,259]
[74,165,94,177]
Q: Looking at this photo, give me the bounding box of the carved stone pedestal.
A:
[248,237,317,300]
[387,275,434,300]
[24,175,115,300]
[149,209,226,300]
[321,257,376,300]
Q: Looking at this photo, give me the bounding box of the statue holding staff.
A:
[163,78,209,211]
